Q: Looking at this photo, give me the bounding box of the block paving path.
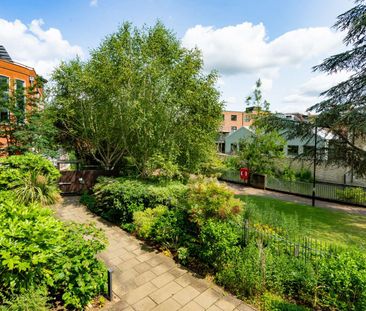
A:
[54,197,256,311]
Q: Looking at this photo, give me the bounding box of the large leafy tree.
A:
[51,22,223,173]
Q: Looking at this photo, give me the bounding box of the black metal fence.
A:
[266,176,366,206]
[220,170,366,207]
[242,220,341,261]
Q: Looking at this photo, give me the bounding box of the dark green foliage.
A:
[51,22,222,173]
[0,193,107,309]
[91,177,187,224]
[262,292,310,311]
[0,153,60,190]
[336,186,366,204]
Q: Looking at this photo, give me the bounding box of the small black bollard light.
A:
[107,268,113,301]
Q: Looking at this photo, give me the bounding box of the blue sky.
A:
[0,0,354,112]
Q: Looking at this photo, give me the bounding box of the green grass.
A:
[238,194,366,249]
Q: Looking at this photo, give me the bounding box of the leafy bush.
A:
[0,153,60,190]
[0,194,107,309]
[336,187,366,204]
[262,292,310,311]
[92,177,187,224]
[186,177,244,225]
[80,191,96,210]
[134,205,169,239]
[295,168,312,182]
[198,219,241,269]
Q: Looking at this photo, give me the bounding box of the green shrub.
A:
[134,205,169,239]
[282,167,297,182]
[152,208,188,249]
[92,177,187,224]
[216,242,262,297]
[186,177,244,225]
[0,153,60,190]
[0,194,107,309]
[80,191,96,210]
[262,292,310,311]
[336,187,366,204]
[295,168,312,182]
[198,219,241,269]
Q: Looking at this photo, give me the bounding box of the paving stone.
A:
[105,300,130,311]
[133,296,157,311]
[124,282,158,305]
[151,263,173,275]
[194,288,222,309]
[169,267,187,278]
[175,273,195,287]
[215,298,236,311]
[190,277,210,293]
[146,256,164,267]
[136,252,156,263]
[172,286,200,306]
[118,257,140,271]
[208,305,223,311]
[135,271,157,286]
[149,281,182,304]
[134,261,152,273]
[179,301,205,311]
[151,298,181,311]
[151,272,176,288]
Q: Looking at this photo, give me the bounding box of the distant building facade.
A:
[0,45,43,155]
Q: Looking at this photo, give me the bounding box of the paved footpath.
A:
[223,181,366,216]
[54,197,256,311]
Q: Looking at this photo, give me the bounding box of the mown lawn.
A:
[237,194,366,249]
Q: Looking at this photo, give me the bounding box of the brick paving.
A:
[54,197,256,311]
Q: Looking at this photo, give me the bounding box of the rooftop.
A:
[0,46,12,62]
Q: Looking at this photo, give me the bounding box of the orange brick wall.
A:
[220,111,255,133]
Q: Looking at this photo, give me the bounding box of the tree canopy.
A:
[51,22,223,174]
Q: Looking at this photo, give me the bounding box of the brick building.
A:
[0,45,43,155]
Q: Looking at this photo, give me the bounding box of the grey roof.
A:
[0,46,12,62]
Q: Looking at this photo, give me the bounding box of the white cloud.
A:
[182,22,344,75]
[90,0,98,7]
[0,18,83,77]
[281,72,351,112]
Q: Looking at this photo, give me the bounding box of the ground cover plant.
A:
[0,192,107,310]
[83,176,366,310]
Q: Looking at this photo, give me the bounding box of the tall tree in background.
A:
[239,79,285,174]
[310,0,366,176]
[51,22,223,173]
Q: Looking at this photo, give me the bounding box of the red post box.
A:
[240,167,250,181]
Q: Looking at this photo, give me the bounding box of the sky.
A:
[0,0,355,113]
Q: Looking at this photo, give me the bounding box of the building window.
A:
[231,126,237,132]
[303,145,314,157]
[0,76,9,122]
[15,80,25,123]
[287,145,299,156]
[231,114,237,121]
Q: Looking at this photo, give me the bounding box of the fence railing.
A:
[242,220,341,261]
[266,176,366,206]
[220,170,366,207]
